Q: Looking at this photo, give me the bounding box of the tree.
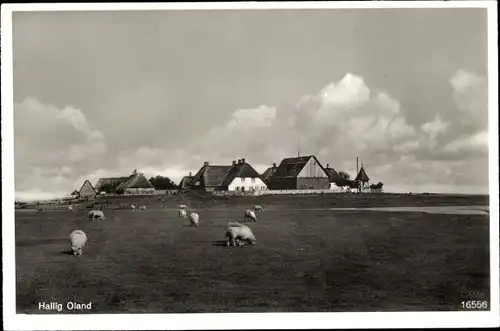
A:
[149,176,177,190]
[336,171,352,187]
[370,182,384,190]
[338,171,350,181]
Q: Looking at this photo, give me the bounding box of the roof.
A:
[272,155,325,178]
[95,177,129,191]
[355,166,370,182]
[324,167,342,183]
[262,166,278,181]
[116,173,156,192]
[220,162,262,187]
[192,164,233,187]
[78,180,96,193]
[179,176,194,188]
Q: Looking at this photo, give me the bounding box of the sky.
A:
[11,8,490,201]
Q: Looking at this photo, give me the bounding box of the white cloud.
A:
[443,130,489,154]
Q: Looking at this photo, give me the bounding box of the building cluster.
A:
[179,155,371,193]
[74,155,372,199]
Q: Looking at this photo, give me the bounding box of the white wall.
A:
[298,157,328,178]
[228,177,268,192]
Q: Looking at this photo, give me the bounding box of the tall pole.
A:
[356,157,359,175]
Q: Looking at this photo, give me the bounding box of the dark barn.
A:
[267,155,330,190]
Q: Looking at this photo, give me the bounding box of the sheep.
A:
[225,223,256,247]
[253,205,264,212]
[139,205,147,211]
[179,204,188,209]
[69,230,88,255]
[37,208,44,212]
[88,210,105,220]
[189,212,200,227]
[244,209,257,222]
[178,209,187,219]
[68,205,74,212]
[131,204,136,210]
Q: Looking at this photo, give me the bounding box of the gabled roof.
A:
[192,164,233,187]
[324,167,342,183]
[355,166,370,182]
[79,180,96,193]
[272,155,325,178]
[116,172,156,192]
[220,162,263,187]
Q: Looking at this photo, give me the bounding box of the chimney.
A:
[238,159,242,164]
[232,160,236,166]
[272,162,277,168]
[189,172,192,177]
[326,163,330,169]
[241,158,246,164]
[204,161,209,166]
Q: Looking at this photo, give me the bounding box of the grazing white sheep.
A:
[69,230,88,255]
[244,209,257,222]
[253,205,264,212]
[179,204,188,209]
[139,205,147,211]
[131,204,136,210]
[88,210,105,220]
[178,209,187,219]
[189,212,200,227]
[226,222,256,247]
[67,205,74,212]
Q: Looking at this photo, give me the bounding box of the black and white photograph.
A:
[2,1,499,330]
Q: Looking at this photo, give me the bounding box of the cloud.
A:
[14,98,107,199]
[14,69,490,200]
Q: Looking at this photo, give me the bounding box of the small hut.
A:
[355,164,370,192]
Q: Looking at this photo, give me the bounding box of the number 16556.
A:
[461,301,488,309]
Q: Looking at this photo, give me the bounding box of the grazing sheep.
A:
[68,206,74,212]
[131,204,136,210]
[179,204,188,209]
[139,205,147,211]
[69,230,88,255]
[253,205,264,212]
[226,223,256,247]
[244,209,257,222]
[189,212,200,227]
[179,209,187,219]
[37,208,44,212]
[88,210,105,220]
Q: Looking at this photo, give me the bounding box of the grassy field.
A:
[16,193,491,313]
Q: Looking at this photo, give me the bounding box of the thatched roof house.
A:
[94,177,129,193]
[116,170,156,194]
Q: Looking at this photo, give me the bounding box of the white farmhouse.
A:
[221,158,267,192]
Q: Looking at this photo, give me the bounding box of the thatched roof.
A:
[355,166,370,182]
[179,175,194,188]
[324,166,342,183]
[116,172,156,193]
[220,162,262,187]
[272,155,325,178]
[192,163,233,188]
[95,177,129,192]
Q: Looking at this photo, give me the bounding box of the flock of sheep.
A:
[67,203,265,256]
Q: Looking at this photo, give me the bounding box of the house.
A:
[94,177,129,193]
[115,170,156,195]
[323,163,344,189]
[267,155,330,190]
[78,180,97,199]
[261,163,278,185]
[220,159,267,192]
[355,165,370,191]
[179,172,194,190]
[191,162,233,192]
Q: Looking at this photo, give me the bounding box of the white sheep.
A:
[244,209,257,222]
[179,209,187,219]
[189,212,200,227]
[69,230,88,255]
[253,205,264,212]
[88,210,105,220]
[139,205,147,211]
[68,205,74,212]
[131,204,136,211]
[179,204,188,209]
[226,222,256,247]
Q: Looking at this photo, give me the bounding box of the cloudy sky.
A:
[12,8,489,200]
